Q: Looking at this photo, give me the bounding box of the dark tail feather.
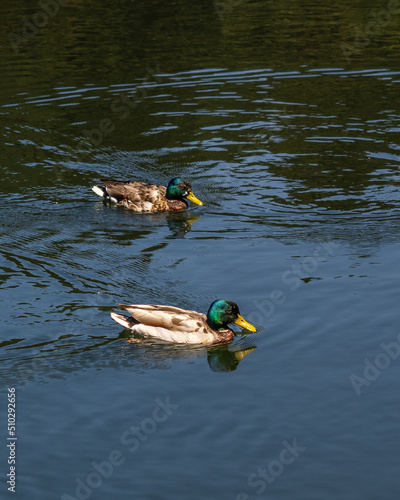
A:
[92,185,107,198]
[110,312,138,330]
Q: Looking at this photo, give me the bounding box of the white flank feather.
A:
[110,312,215,344]
[133,324,215,344]
[142,201,153,211]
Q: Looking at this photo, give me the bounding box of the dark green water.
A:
[1,0,400,498]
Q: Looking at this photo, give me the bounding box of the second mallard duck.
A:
[92,177,203,213]
[111,299,257,345]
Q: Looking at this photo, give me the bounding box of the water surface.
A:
[1,1,400,499]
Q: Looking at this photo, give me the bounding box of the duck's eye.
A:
[226,308,232,314]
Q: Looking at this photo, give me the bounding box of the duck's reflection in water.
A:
[1,331,256,388]
[166,213,202,238]
[207,344,257,372]
[119,331,257,373]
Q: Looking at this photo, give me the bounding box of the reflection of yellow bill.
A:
[234,346,257,362]
[186,191,203,206]
[234,314,257,332]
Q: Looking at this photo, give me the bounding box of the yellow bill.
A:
[186,191,203,206]
[234,314,257,332]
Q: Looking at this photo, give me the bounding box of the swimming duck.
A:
[111,299,257,345]
[92,177,203,212]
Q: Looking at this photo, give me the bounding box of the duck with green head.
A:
[92,177,203,213]
[110,299,257,344]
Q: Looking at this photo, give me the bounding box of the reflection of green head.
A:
[208,346,257,372]
[206,299,256,332]
[166,178,191,200]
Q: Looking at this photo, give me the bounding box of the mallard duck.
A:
[111,299,257,345]
[92,177,203,212]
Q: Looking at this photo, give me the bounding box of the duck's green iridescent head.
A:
[207,299,257,332]
[166,178,203,205]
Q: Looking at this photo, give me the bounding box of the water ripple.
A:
[2,66,400,372]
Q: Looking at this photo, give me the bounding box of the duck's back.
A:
[101,179,168,212]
